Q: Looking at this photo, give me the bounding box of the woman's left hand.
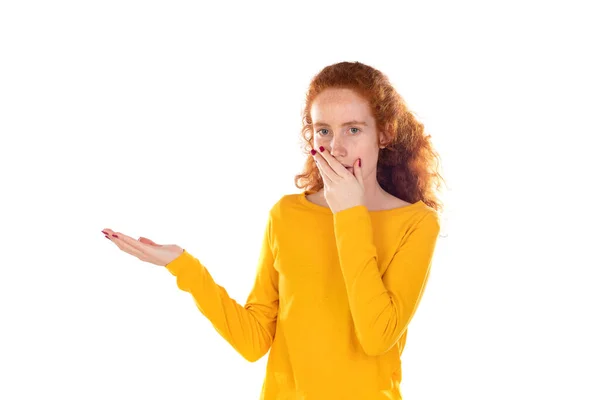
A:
[102,229,185,267]
[312,146,365,213]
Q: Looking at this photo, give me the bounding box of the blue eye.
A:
[317,127,361,136]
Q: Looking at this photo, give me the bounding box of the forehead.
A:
[310,88,372,122]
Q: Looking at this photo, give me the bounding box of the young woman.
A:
[102,61,445,399]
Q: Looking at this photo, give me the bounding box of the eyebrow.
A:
[313,120,368,128]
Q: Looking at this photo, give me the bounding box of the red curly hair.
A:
[294,61,447,214]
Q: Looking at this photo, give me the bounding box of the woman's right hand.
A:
[102,228,185,267]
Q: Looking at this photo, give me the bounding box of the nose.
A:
[330,136,346,159]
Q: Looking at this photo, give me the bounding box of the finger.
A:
[314,152,337,180]
[110,234,151,262]
[110,232,154,258]
[314,156,333,185]
[313,151,337,182]
[317,147,347,177]
[102,228,119,240]
[114,232,144,249]
[139,237,159,246]
[354,157,364,188]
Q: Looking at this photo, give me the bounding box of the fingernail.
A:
[310,149,316,155]
[101,231,108,235]
[359,158,362,167]
[319,146,324,152]
[112,234,118,238]
[105,235,110,239]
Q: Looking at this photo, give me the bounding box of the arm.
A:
[333,207,440,356]
[164,214,279,362]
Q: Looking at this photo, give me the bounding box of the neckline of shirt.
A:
[298,190,426,215]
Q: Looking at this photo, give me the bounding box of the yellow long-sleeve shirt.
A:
[165,191,441,399]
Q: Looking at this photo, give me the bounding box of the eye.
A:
[316,127,361,136]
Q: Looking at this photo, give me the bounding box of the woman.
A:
[102,61,446,399]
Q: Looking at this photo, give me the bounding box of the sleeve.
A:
[333,206,440,356]
[164,213,279,362]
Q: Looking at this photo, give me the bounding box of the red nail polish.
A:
[112,234,118,238]
[311,149,316,155]
[319,146,324,152]
[359,158,361,167]
[105,235,110,239]
[101,231,107,235]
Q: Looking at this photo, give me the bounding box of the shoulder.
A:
[266,192,301,218]
[389,193,439,233]
[274,192,299,208]
[414,208,441,238]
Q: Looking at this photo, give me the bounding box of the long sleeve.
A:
[333,206,440,356]
[164,214,279,362]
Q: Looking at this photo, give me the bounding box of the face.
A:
[310,88,384,175]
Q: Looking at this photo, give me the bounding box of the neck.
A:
[361,170,388,208]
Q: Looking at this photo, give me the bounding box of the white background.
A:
[1,1,598,399]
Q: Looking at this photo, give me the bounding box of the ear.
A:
[379,130,390,148]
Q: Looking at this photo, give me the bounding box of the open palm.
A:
[102,228,184,267]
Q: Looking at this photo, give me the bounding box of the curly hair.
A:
[294,61,447,214]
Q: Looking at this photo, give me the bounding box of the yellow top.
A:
[165,191,441,399]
